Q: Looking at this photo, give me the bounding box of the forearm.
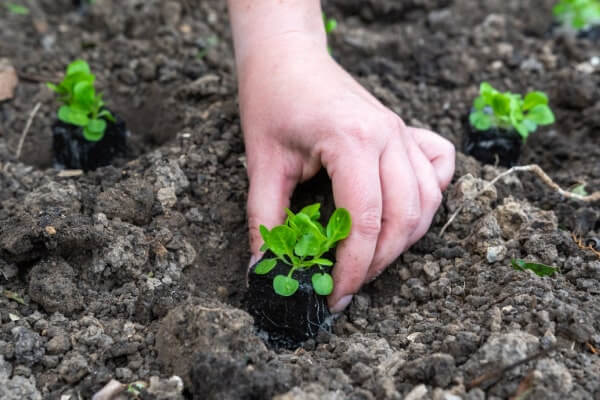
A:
[227,0,327,70]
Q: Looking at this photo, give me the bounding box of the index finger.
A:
[324,152,382,312]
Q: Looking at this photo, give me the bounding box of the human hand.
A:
[237,32,455,312]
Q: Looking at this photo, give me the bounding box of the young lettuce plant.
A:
[254,204,351,297]
[553,0,600,30]
[47,60,115,142]
[469,82,555,141]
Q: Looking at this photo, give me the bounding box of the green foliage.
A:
[570,183,588,196]
[257,203,352,297]
[469,82,555,141]
[323,13,337,34]
[4,2,29,14]
[511,259,557,277]
[323,12,337,53]
[553,0,600,30]
[47,60,115,142]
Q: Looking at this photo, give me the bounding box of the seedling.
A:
[47,60,115,142]
[469,82,555,141]
[553,0,600,30]
[254,204,351,297]
[4,2,29,14]
[323,13,337,34]
[323,12,337,53]
[511,259,557,277]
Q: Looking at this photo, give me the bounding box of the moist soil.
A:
[1,0,599,399]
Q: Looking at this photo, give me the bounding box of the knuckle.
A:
[403,210,421,233]
[428,187,443,208]
[389,113,406,131]
[355,208,382,238]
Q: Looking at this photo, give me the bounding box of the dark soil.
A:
[1,0,599,399]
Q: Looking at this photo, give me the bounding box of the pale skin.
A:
[227,0,455,312]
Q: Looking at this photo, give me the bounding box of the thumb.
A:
[246,157,298,263]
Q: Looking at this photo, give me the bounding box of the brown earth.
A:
[0,0,599,399]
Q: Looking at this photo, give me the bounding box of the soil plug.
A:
[47,59,127,171]
[245,203,351,348]
[464,82,555,167]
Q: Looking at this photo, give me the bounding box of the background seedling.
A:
[553,0,600,30]
[323,12,337,53]
[511,259,557,277]
[4,2,29,14]
[254,203,351,297]
[323,13,337,34]
[47,60,115,142]
[469,82,555,141]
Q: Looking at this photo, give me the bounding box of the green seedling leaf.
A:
[293,213,328,243]
[295,233,321,257]
[299,203,321,220]
[469,82,554,141]
[58,105,89,127]
[269,225,297,258]
[326,208,352,243]
[523,91,548,110]
[66,59,91,76]
[571,184,588,196]
[526,104,555,125]
[256,203,350,296]
[491,94,511,116]
[3,290,26,305]
[312,273,334,296]
[254,258,277,275]
[5,2,29,14]
[553,0,600,30]
[273,275,299,296]
[83,118,106,141]
[48,59,115,142]
[73,81,96,108]
[97,109,116,123]
[511,258,557,277]
[312,258,334,266]
[469,110,492,131]
[323,13,337,34]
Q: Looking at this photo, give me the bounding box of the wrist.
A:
[227,0,327,71]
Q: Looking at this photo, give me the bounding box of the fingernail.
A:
[247,254,258,271]
[330,295,353,313]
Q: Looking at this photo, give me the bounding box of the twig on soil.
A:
[466,345,557,391]
[509,371,535,400]
[15,101,41,160]
[572,233,600,259]
[197,305,225,312]
[440,164,600,237]
[17,71,56,83]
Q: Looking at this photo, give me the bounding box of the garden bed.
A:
[0,0,599,399]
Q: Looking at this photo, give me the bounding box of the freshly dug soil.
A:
[1,0,599,399]
[246,251,332,349]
